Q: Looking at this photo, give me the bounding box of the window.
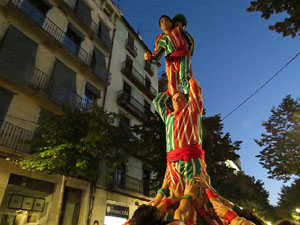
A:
[144,101,151,116]
[75,0,91,27]
[127,33,134,49]
[115,163,126,189]
[82,82,100,110]
[124,55,133,74]
[20,0,50,25]
[91,48,108,81]
[63,25,83,55]
[126,33,137,57]
[98,21,112,49]
[123,82,131,101]
[145,76,151,91]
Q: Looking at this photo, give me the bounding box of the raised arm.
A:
[144,34,165,64]
[153,91,171,122]
[188,78,203,114]
[151,34,165,63]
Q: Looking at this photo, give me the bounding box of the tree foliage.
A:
[247,0,300,38]
[18,105,128,181]
[218,171,276,221]
[202,114,241,189]
[131,112,166,190]
[278,179,300,221]
[255,95,300,182]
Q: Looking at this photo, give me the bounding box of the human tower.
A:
[125,14,250,225]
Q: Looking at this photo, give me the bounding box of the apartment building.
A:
[0,0,123,224]
[90,16,159,225]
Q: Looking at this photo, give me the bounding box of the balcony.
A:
[29,68,92,111]
[105,173,144,195]
[0,121,33,153]
[125,39,137,58]
[118,175,144,194]
[58,0,112,50]
[117,91,148,122]
[144,61,154,77]
[10,0,93,67]
[121,62,157,100]
[29,68,53,93]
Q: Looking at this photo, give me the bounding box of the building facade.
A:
[0,0,150,224]
[90,16,159,225]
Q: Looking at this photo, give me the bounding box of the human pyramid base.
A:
[124,14,258,225]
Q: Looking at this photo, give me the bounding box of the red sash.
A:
[167,144,204,163]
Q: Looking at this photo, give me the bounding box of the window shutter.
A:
[76,0,91,28]
[0,86,14,123]
[98,21,112,49]
[0,25,38,86]
[50,59,77,106]
[93,48,108,81]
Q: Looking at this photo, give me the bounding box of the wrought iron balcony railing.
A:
[117,91,150,122]
[116,175,144,194]
[29,68,92,111]
[29,68,52,93]
[0,121,33,153]
[10,0,92,66]
[121,62,157,98]
[61,0,112,50]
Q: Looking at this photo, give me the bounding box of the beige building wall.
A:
[0,0,121,224]
[0,159,91,225]
[93,15,159,224]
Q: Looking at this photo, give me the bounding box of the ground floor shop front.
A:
[0,159,150,225]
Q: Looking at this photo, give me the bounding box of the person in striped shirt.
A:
[172,14,195,57]
[144,15,193,96]
[153,78,210,193]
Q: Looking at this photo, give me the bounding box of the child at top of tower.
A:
[172,13,195,57]
[144,14,194,96]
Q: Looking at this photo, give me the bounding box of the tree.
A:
[130,112,166,191]
[17,104,129,224]
[247,0,300,38]
[202,114,241,189]
[278,178,300,221]
[255,95,300,182]
[18,104,129,181]
[217,171,276,222]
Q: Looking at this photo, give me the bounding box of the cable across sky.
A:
[222,52,300,121]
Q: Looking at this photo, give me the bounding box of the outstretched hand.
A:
[212,201,230,218]
[144,51,151,61]
[184,178,199,199]
[170,182,183,202]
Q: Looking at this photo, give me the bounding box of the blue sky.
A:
[114,0,300,205]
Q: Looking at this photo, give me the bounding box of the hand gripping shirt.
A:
[153,78,203,153]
